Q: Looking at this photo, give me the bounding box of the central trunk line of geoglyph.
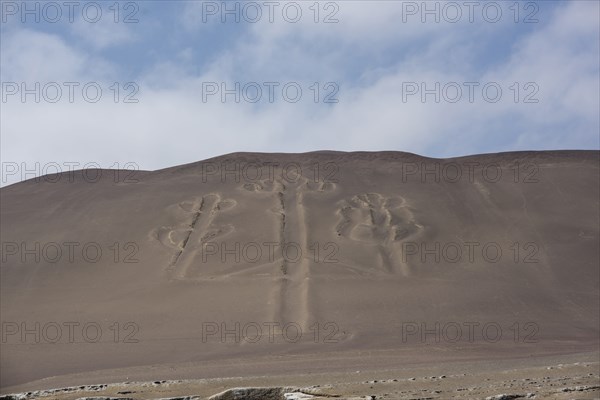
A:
[272,179,311,329]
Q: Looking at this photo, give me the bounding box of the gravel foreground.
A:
[2,353,598,400]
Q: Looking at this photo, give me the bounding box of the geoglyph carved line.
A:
[335,193,423,276]
[151,194,239,279]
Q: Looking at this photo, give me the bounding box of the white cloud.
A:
[69,16,138,49]
[1,1,598,186]
[1,28,117,82]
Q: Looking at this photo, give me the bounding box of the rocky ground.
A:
[2,354,598,400]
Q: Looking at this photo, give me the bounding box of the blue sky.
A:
[1,0,599,183]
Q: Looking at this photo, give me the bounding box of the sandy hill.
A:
[1,150,598,391]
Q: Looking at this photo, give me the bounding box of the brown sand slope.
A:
[1,151,598,391]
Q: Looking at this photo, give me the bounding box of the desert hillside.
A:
[1,151,598,391]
